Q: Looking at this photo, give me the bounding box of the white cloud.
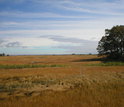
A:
[0,29,104,41]
[42,0,124,16]
[0,0,124,20]
[0,11,94,19]
[1,18,123,30]
[0,16,123,41]
[0,35,98,54]
[2,37,58,47]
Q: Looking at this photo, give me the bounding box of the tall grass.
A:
[0,77,123,107]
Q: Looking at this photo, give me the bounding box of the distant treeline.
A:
[0,53,9,56]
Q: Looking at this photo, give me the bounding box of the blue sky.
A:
[0,0,124,55]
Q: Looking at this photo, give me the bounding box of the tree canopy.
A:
[97,25,124,60]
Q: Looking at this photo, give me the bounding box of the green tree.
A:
[97,25,124,60]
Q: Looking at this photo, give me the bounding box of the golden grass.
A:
[0,55,124,107]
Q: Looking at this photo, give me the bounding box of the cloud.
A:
[0,16,123,41]
[0,35,98,54]
[40,35,98,54]
[30,0,124,16]
[0,0,124,21]
[0,37,58,48]
[0,29,104,41]
[0,0,123,39]
[0,11,94,19]
[0,39,5,45]
[40,35,97,44]
[0,38,26,48]
[55,0,124,16]
[0,15,123,31]
[56,44,97,54]
[5,42,22,47]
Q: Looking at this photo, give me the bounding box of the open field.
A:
[0,55,124,107]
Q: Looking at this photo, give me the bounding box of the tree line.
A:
[0,53,9,56]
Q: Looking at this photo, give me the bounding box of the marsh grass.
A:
[0,64,65,69]
[0,78,123,107]
[0,76,58,94]
[0,85,15,93]
[32,79,57,86]
[0,55,124,107]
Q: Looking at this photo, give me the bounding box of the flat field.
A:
[0,55,123,107]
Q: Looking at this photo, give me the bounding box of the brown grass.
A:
[0,55,123,107]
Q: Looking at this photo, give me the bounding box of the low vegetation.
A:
[0,64,65,69]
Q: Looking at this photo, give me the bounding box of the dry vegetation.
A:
[0,55,124,107]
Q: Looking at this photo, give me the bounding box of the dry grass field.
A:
[0,55,124,107]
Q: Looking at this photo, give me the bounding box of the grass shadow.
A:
[72,57,104,62]
[73,56,124,63]
[72,57,124,66]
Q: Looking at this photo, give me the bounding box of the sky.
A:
[0,0,124,55]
